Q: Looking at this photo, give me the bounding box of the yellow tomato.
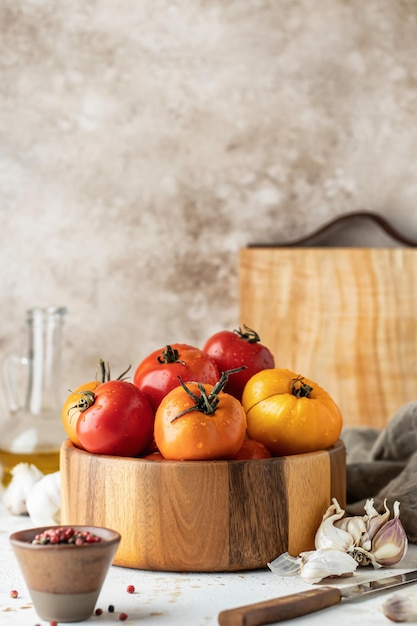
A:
[62,381,100,448]
[242,368,343,456]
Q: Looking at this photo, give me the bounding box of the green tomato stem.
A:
[291,375,313,398]
[157,345,185,365]
[233,324,261,344]
[170,366,246,422]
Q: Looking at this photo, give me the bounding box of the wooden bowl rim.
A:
[62,438,345,467]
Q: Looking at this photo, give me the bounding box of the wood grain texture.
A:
[60,439,346,572]
[239,247,417,428]
[218,587,342,626]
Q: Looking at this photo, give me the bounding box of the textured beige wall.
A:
[1,0,417,403]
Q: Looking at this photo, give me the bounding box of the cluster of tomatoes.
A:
[62,326,343,461]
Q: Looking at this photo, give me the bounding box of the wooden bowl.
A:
[60,439,346,572]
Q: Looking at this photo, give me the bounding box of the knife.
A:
[218,569,417,626]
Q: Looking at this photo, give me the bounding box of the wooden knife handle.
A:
[218,586,342,626]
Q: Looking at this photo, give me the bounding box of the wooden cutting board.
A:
[239,213,417,429]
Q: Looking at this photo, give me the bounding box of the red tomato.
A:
[202,325,275,401]
[133,343,219,411]
[76,380,155,457]
[62,359,132,449]
[233,438,272,460]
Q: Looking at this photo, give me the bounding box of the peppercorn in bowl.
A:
[9,524,120,622]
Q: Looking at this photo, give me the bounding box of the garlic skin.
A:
[267,552,300,577]
[3,463,44,515]
[26,471,61,526]
[268,549,358,584]
[298,548,358,584]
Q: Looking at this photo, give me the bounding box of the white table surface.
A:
[1,499,416,626]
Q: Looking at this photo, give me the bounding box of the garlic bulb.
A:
[298,548,359,584]
[3,463,44,515]
[314,498,408,569]
[268,498,408,588]
[26,471,61,525]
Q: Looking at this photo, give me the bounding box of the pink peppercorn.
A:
[119,613,128,621]
[31,526,101,545]
[95,607,103,615]
[126,584,135,594]
[9,589,18,598]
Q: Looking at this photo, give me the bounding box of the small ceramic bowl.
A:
[9,525,121,622]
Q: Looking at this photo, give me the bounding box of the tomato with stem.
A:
[133,343,219,412]
[76,379,155,457]
[61,360,124,448]
[242,368,343,456]
[202,325,275,401]
[154,368,247,460]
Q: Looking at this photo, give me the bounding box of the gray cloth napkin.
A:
[341,401,417,543]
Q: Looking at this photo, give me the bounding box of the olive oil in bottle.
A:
[0,306,67,486]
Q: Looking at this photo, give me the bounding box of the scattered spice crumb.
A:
[119,613,128,621]
[9,590,18,598]
[126,584,135,594]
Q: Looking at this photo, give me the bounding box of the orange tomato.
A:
[142,451,166,461]
[233,437,272,460]
[242,368,343,456]
[62,381,100,448]
[154,381,247,460]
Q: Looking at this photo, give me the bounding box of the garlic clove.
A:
[365,498,391,541]
[2,463,44,515]
[299,548,359,584]
[26,471,61,526]
[314,498,355,552]
[334,515,371,550]
[371,501,408,567]
[381,592,413,623]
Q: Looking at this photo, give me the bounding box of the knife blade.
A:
[217,569,417,626]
